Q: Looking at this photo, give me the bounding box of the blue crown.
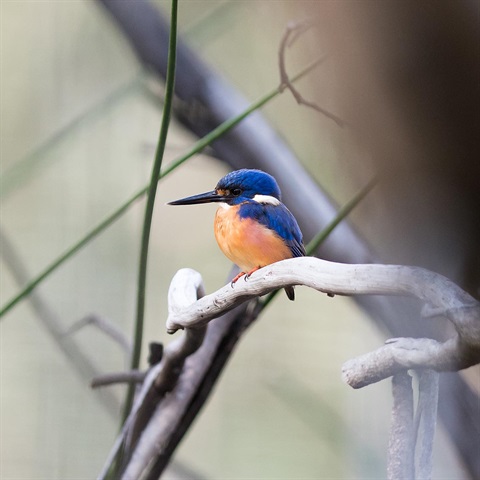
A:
[216,169,281,201]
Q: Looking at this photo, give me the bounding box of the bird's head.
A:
[168,169,282,207]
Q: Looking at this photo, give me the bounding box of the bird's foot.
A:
[244,266,261,281]
[231,272,246,287]
[230,267,261,287]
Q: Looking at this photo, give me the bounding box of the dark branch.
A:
[278,21,345,127]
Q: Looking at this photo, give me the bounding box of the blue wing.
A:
[239,202,306,258]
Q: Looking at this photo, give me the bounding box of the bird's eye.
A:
[232,188,242,197]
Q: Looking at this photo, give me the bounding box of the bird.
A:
[168,169,306,300]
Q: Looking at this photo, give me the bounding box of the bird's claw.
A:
[244,266,260,282]
[230,267,261,287]
[231,272,246,288]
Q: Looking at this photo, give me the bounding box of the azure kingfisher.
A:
[168,169,306,300]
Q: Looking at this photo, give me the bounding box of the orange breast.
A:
[214,205,292,272]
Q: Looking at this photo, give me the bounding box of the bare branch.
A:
[341,337,462,388]
[164,258,479,387]
[64,313,132,355]
[278,21,345,127]
[167,258,478,332]
[91,370,145,388]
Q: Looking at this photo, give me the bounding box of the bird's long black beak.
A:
[168,190,225,206]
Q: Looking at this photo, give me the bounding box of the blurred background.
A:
[1,1,478,479]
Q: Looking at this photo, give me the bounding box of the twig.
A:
[91,341,164,388]
[278,21,345,127]
[91,370,146,388]
[64,313,132,356]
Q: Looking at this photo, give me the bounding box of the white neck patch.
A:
[253,194,281,206]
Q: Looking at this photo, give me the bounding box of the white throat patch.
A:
[253,194,281,206]
[218,202,231,209]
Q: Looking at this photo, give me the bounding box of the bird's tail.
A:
[284,286,295,301]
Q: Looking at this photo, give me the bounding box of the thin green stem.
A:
[305,177,377,256]
[123,0,178,420]
[260,178,377,310]
[0,57,324,320]
[0,192,144,317]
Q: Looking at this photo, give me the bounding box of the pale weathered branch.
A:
[167,258,477,323]
[165,258,479,388]
[160,262,467,480]
[415,370,439,480]
[341,337,462,388]
[387,372,415,480]
[386,370,440,480]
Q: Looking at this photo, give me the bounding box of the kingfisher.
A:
[168,169,305,300]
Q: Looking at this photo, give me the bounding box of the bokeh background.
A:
[1,1,477,479]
